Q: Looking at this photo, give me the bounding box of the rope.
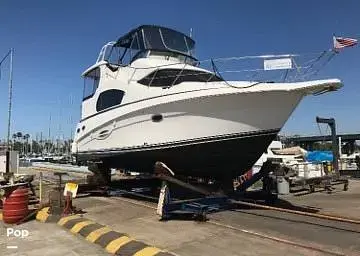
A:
[311,51,337,77]
[301,50,328,77]
[301,51,336,80]
[210,58,264,89]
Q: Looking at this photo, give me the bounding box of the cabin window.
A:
[130,34,141,59]
[83,68,100,101]
[96,89,125,112]
[122,33,144,65]
[143,27,163,49]
[161,28,191,55]
[137,69,223,87]
[105,46,122,65]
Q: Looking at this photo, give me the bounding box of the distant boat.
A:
[252,141,305,174]
[340,152,360,170]
[21,156,46,163]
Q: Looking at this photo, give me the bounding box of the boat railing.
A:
[96,41,116,63]
[148,68,159,87]
[124,50,337,85]
[170,63,187,87]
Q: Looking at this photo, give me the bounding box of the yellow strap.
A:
[70,220,95,233]
[105,236,132,254]
[133,247,162,256]
[86,226,112,243]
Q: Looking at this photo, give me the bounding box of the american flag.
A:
[333,36,358,50]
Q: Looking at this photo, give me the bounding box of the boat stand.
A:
[154,162,229,221]
[154,160,281,220]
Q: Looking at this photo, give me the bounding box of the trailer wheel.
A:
[265,194,278,205]
[309,184,315,193]
[88,161,111,185]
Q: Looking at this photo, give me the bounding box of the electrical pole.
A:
[0,48,14,151]
[7,48,14,151]
[0,48,14,177]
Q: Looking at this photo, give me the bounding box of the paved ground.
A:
[0,221,108,255]
[2,167,359,255]
[75,196,335,256]
[282,179,360,220]
[73,179,360,255]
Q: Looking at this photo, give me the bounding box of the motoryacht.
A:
[71,25,343,184]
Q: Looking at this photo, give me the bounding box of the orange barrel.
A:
[3,186,29,224]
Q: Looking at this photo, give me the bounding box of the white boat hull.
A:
[72,84,313,178]
[76,89,304,148]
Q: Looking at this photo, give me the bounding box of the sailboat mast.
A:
[48,113,51,154]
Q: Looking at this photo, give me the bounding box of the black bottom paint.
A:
[77,130,279,180]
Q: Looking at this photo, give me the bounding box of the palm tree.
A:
[16,132,23,140]
[23,134,30,155]
[16,132,23,154]
[12,133,17,149]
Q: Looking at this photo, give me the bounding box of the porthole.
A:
[151,114,163,122]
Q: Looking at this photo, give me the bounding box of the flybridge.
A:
[94,25,197,67]
[115,25,196,58]
[90,29,357,84]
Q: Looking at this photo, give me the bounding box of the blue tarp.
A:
[305,151,333,162]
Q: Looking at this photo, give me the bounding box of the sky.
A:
[0,0,359,142]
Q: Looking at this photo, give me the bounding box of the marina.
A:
[1,2,360,255]
[1,165,360,255]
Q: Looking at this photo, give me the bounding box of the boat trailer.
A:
[75,158,350,221]
[153,161,281,221]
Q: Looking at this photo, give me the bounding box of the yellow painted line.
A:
[31,167,61,172]
[70,220,96,234]
[40,207,50,213]
[133,247,162,256]
[86,226,113,243]
[35,207,50,222]
[57,215,82,226]
[36,211,49,222]
[105,235,132,254]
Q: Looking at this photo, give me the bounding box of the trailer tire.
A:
[88,161,111,185]
[309,184,315,193]
[265,194,278,205]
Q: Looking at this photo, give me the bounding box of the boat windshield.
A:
[115,25,196,60]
